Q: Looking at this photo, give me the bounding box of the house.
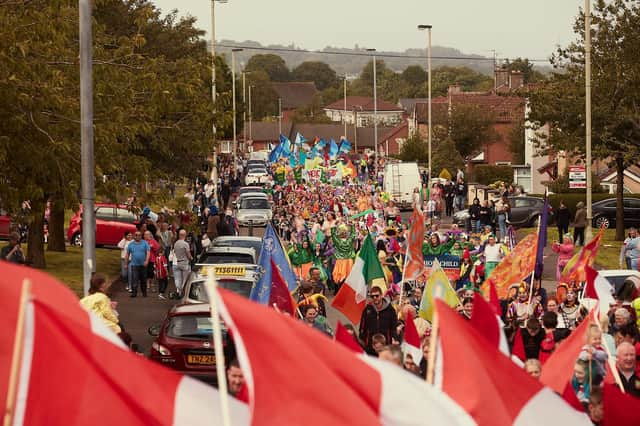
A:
[598,164,640,194]
[323,96,405,127]
[378,122,409,157]
[271,82,318,121]
[243,121,293,153]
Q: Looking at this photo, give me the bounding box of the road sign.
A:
[569,165,586,189]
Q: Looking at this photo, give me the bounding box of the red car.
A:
[0,209,11,239]
[149,303,225,385]
[67,203,138,247]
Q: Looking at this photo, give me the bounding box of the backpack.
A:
[538,331,556,364]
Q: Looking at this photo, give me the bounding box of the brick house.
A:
[271,82,318,121]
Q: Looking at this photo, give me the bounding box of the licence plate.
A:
[213,266,246,276]
[186,354,216,365]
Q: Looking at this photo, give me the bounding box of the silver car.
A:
[235,196,272,227]
[181,265,260,304]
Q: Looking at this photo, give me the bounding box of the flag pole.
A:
[426,295,440,384]
[4,279,31,426]
[205,272,232,426]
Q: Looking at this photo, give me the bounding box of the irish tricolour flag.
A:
[332,234,384,324]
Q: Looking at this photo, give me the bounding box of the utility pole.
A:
[343,76,347,141]
[419,24,433,184]
[242,71,247,152]
[585,0,593,239]
[278,98,282,135]
[366,48,377,177]
[210,0,218,206]
[79,0,95,296]
[231,48,242,168]
[248,85,253,141]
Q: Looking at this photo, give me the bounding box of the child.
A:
[154,251,169,300]
[571,359,591,404]
[578,324,608,385]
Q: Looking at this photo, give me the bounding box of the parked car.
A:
[454,196,547,229]
[67,203,138,247]
[210,236,262,260]
[591,197,640,229]
[148,303,222,385]
[0,209,12,239]
[180,266,260,304]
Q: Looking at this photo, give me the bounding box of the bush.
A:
[472,165,513,186]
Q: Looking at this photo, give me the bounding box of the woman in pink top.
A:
[552,233,575,281]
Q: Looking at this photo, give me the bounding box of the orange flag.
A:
[403,206,425,282]
[560,226,604,283]
[481,232,538,299]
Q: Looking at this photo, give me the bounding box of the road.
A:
[115,211,560,354]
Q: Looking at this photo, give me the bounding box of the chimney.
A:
[448,84,462,95]
[494,67,509,92]
[509,71,524,89]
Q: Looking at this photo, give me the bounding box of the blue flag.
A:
[294,132,306,146]
[315,138,326,150]
[534,190,550,279]
[280,134,292,157]
[268,142,283,163]
[329,139,339,160]
[339,138,352,154]
[250,224,298,304]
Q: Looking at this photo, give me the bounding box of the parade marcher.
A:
[552,234,575,281]
[483,234,505,279]
[293,279,327,317]
[506,283,543,327]
[331,223,356,287]
[359,286,398,356]
[300,304,332,336]
[558,288,583,330]
[524,359,542,380]
[288,237,314,280]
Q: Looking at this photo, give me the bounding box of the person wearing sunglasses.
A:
[359,286,398,356]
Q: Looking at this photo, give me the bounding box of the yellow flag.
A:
[419,259,460,321]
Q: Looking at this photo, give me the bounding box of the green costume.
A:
[294,167,302,184]
[331,226,356,259]
[422,237,455,256]
[288,243,313,266]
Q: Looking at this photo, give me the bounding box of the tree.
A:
[291,61,338,91]
[246,70,279,120]
[527,0,640,240]
[504,58,546,84]
[290,95,333,124]
[245,54,290,82]
[432,66,493,96]
[0,0,216,267]
[401,65,427,87]
[432,136,464,177]
[508,120,526,164]
[399,133,428,164]
[449,104,497,159]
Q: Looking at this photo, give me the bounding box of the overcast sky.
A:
[150,0,582,62]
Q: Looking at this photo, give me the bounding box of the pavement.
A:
[114,212,563,354]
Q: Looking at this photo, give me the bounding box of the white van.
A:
[383,162,421,210]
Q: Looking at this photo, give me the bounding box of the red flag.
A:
[603,383,640,425]
[511,327,527,362]
[540,310,596,394]
[334,322,363,354]
[488,279,501,316]
[0,263,249,426]
[471,293,509,355]
[433,300,589,425]
[583,265,616,316]
[401,312,423,364]
[403,206,425,281]
[218,289,476,425]
[561,381,585,412]
[269,258,296,316]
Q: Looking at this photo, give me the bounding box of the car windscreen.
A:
[603,275,631,294]
[240,198,269,210]
[213,240,262,256]
[198,253,255,264]
[189,279,253,302]
[166,315,216,340]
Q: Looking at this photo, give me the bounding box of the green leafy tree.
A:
[527,0,640,240]
[246,70,279,120]
[449,104,497,159]
[508,120,526,164]
[401,65,427,87]
[245,54,290,82]
[291,61,338,91]
[432,136,464,178]
[504,58,546,84]
[399,133,428,164]
[432,66,494,96]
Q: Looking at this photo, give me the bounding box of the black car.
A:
[454,196,546,229]
[592,197,640,229]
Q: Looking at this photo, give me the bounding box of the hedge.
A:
[528,193,640,219]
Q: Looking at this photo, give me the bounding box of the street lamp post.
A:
[343,76,347,141]
[584,0,593,239]
[418,24,433,184]
[278,98,282,136]
[231,48,242,168]
[366,48,377,178]
[242,71,248,152]
[248,85,253,141]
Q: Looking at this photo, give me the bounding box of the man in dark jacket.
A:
[359,286,398,355]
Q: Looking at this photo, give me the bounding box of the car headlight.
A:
[152,341,171,356]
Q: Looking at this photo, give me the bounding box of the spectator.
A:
[1,232,24,264]
[125,231,150,298]
[454,178,467,212]
[117,231,133,291]
[172,229,193,297]
[359,286,398,355]
[79,273,121,334]
[616,341,640,398]
[555,200,571,241]
[469,198,481,234]
[621,227,640,270]
[574,201,587,246]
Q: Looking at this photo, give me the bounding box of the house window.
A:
[219,140,232,154]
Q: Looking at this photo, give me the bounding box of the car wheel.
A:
[71,232,82,247]
[595,216,610,229]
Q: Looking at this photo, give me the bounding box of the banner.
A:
[423,254,461,281]
[307,169,322,181]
